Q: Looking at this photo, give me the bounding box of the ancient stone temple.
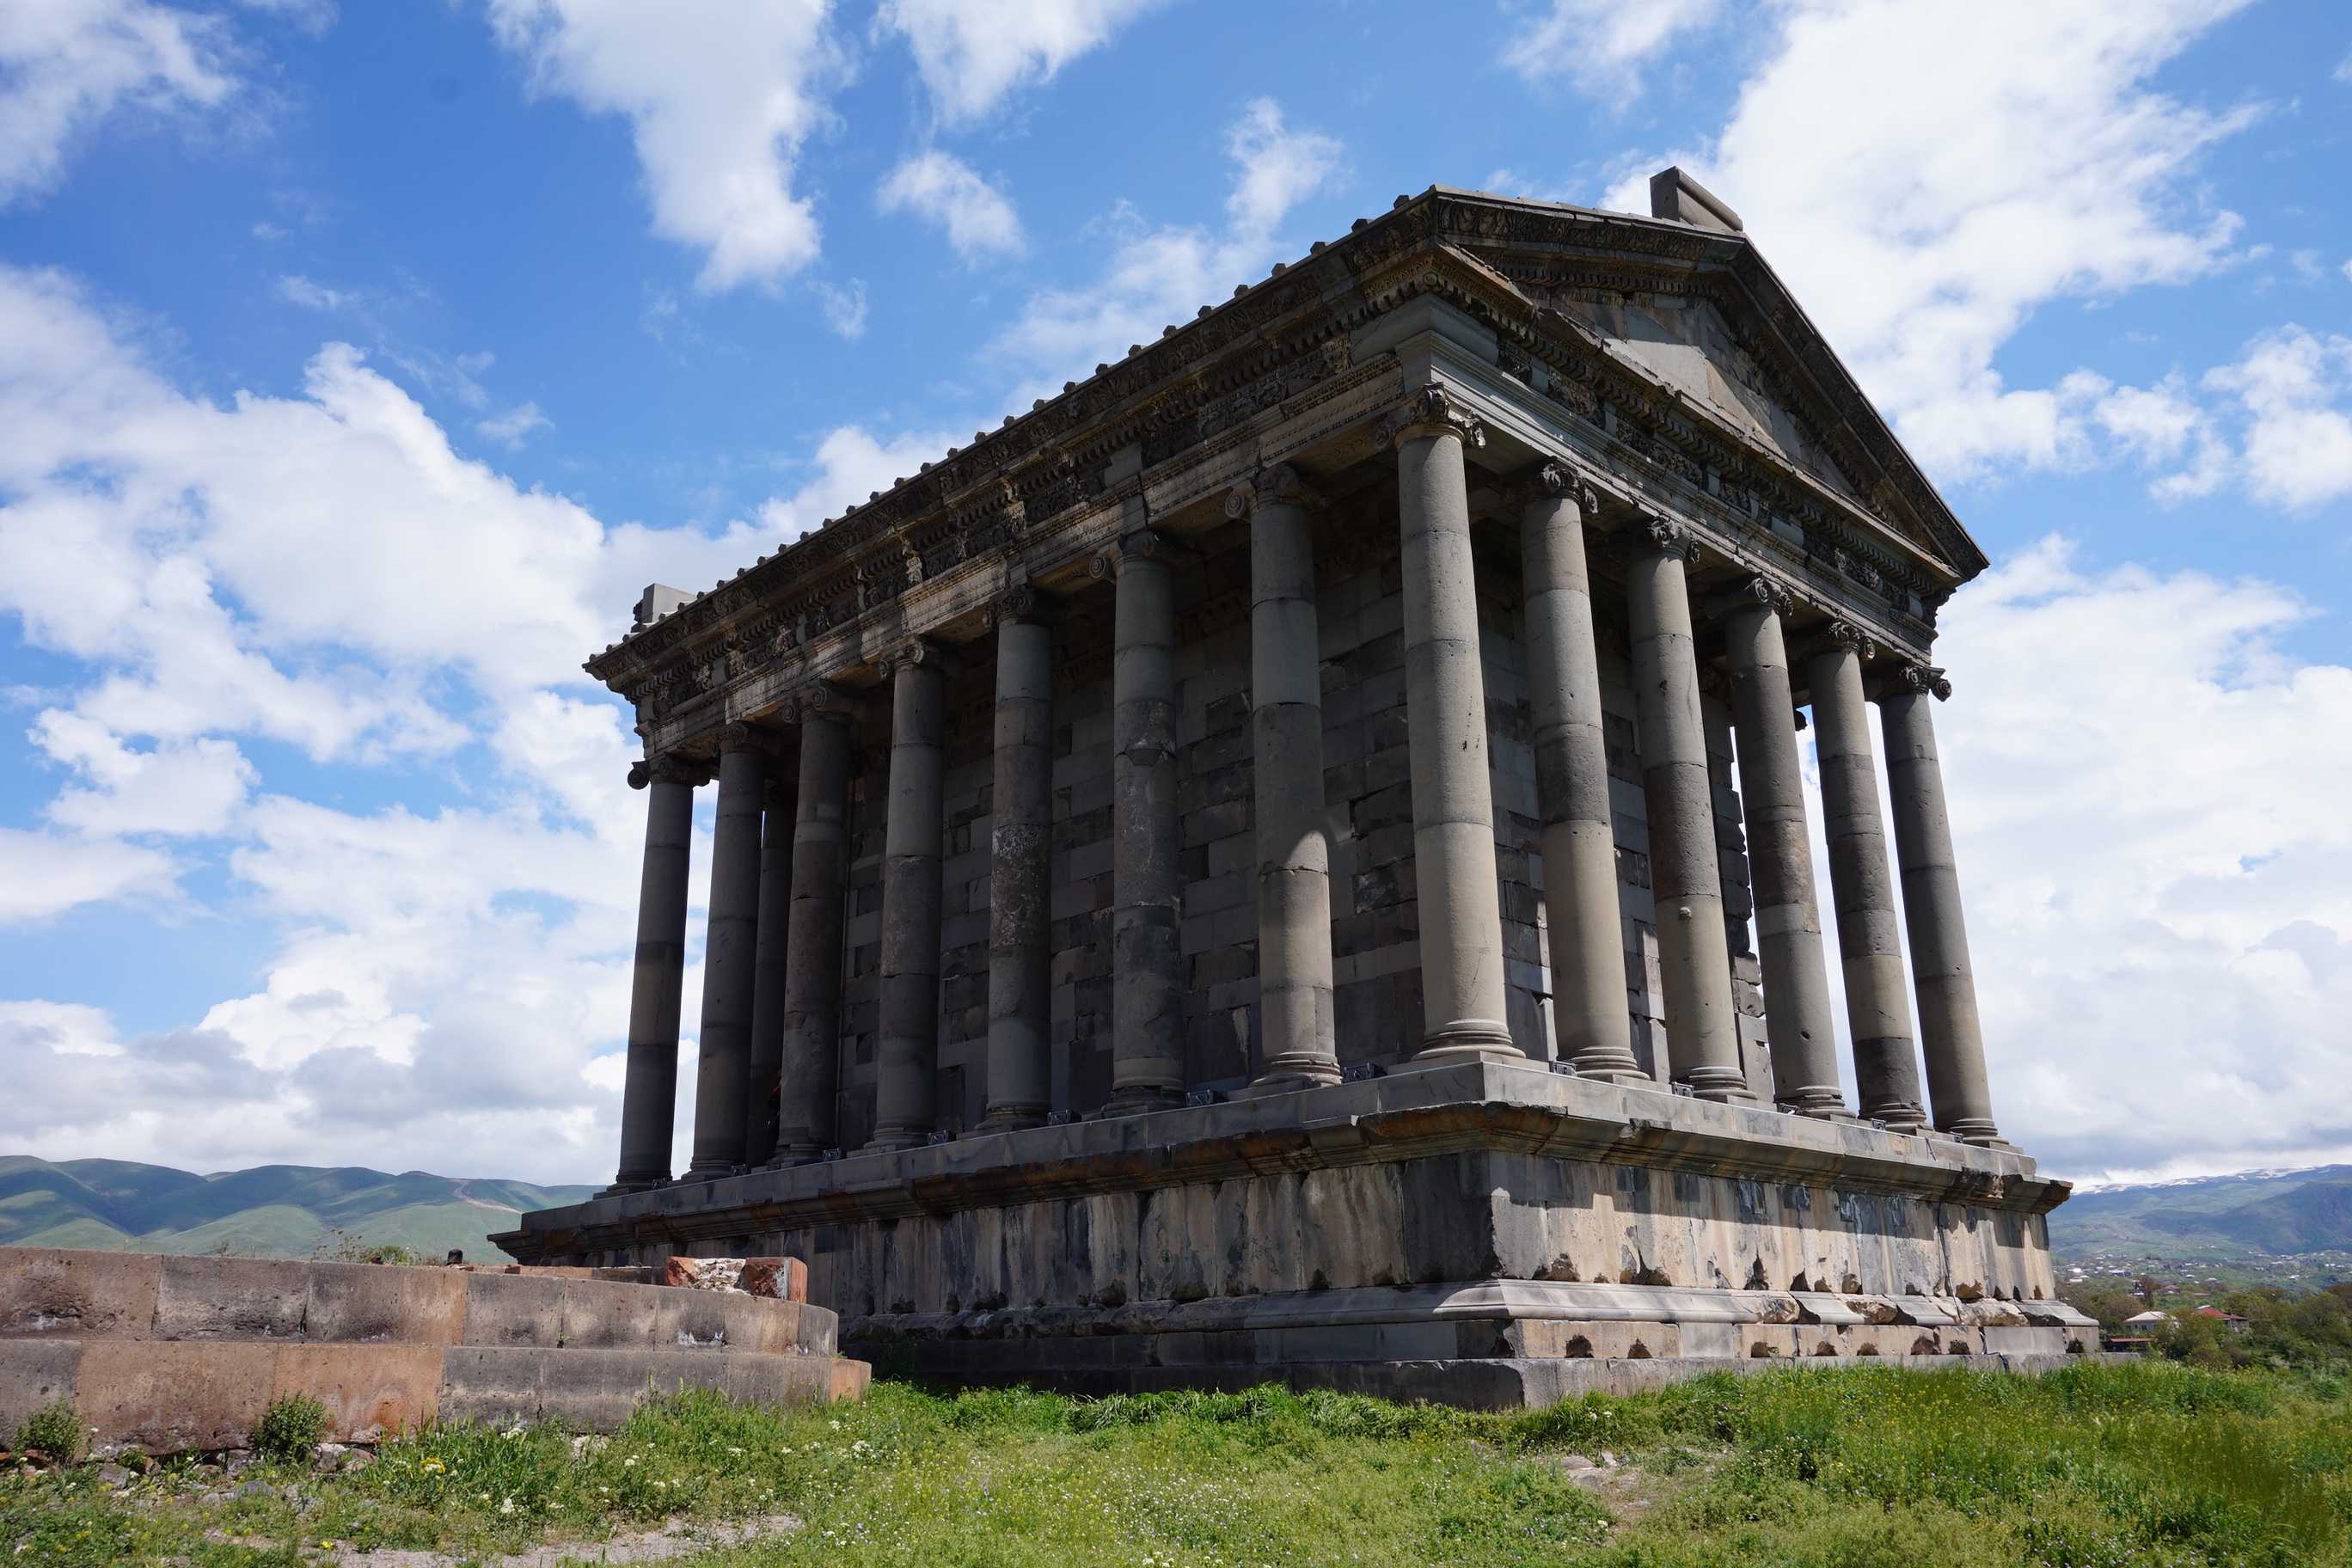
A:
[498,170,2096,1404]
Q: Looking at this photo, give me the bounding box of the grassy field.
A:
[6,1361,2349,1566]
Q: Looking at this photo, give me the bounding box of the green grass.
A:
[3,1363,2346,1566]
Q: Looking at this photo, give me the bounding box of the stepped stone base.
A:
[499,1061,2092,1407]
[0,1250,866,1455]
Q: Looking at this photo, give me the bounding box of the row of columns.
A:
[606,383,2002,1191]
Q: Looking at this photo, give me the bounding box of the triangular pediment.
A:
[1411,190,1983,576]
[1542,293,1862,503]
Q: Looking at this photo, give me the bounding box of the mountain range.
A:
[2048,1164,2352,1259]
[0,1156,597,1264]
[5,1155,2348,1269]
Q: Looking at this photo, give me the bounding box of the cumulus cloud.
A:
[992,98,1342,403]
[0,260,946,1177]
[484,0,842,291]
[0,828,177,922]
[876,150,1023,260]
[0,0,241,206]
[1904,539,2352,1178]
[1601,0,2259,480]
[2201,327,2352,511]
[1501,0,1721,99]
[878,0,1166,126]
[815,278,867,340]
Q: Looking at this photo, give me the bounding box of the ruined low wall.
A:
[0,1250,866,1455]
[501,1061,2094,1406]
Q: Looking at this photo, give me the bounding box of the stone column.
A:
[1377,384,1520,1061]
[1624,518,1749,1100]
[1719,579,1843,1117]
[741,779,793,1166]
[1242,468,1340,1087]
[1519,465,1643,1081]
[866,645,949,1151]
[685,726,766,1179]
[1877,665,2005,1144]
[1100,530,1187,1114]
[608,756,696,1192]
[1804,625,1927,1130]
[979,591,1055,1131]
[772,690,853,1161]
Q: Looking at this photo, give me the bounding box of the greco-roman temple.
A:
[498,172,2096,1403]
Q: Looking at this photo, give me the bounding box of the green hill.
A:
[0,1156,598,1264]
[2049,1164,2352,1260]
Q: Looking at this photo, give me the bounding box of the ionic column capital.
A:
[1800,619,1879,665]
[1626,509,1701,565]
[792,683,855,725]
[1507,458,1602,516]
[1902,661,1953,701]
[1090,527,1185,582]
[630,753,708,789]
[876,638,943,681]
[1714,573,1798,622]
[1225,462,1323,519]
[1375,382,1485,451]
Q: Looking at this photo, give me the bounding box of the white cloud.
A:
[2202,326,2352,510]
[991,98,1343,404]
[0,260,877,1175]
[0,0,241,206]
[878,0,1166,126]
[32,711,254,837]
[1601,0,2259,481]
[484,0,842,291]
[0,827,176,922]
[1502,0,1720,99]
[1222,98,1342,237]
[756,425,960,544]
[476,400,553,448]
[274,273,347,311]
[876,150,1023,260]
[1916,538,2352,1177]
[815,278,867,340]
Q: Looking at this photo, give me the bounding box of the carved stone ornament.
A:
[998,581,1039,624]
[879,639,934,679]
[1824,620,1879,663]
[627,760,652,790]
[1637,511,1702,565]
[1515,459,1600,517]
[1253,462,1320,511]
[1375,383,1485,450]
[716,720,759,755]
[796,684,850,725]
[1739,574,1798,619]
[1124,527,1176,561]
[1900,662,1954,701]
[1087,545,1119,582]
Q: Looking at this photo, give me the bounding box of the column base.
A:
[1862,1102,1930,1134]
[1776,1087,1850,1118]
[1944,1118,2011,1148]
[1415,1020,1523,1063]
[1247,1051,1343,1093]
[680,1161,744,1183]
[974,1106,1049,1136]
[1564,1049,1647,1084]
[861,1128,932,1155]
[769,1142,827,1167]
[1683,1067,1757,1104]
[599,1174,668,1197]
[1099,1087,1185,1118]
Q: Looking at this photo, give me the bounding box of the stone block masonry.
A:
[514,173,2043,1403]
[0,1251,863,1455]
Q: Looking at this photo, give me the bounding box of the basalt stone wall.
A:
[816,508,1772,1143]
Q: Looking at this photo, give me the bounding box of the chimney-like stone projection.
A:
[499,180,2090,1405]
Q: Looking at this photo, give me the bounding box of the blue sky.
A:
[2,0,2348,1186]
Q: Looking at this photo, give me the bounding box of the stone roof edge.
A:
[586,186,1980,699]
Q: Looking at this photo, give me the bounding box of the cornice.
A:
[591,187,1981,734]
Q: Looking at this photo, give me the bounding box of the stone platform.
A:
[498,1061,2096,1406]
[0,1250,867,1455]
